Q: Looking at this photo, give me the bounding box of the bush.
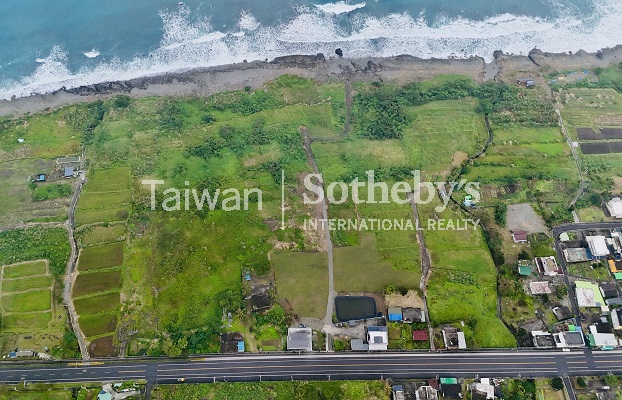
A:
[31,183,73,201]
[494,203,507,226]
[354,86,410,140]
[551,377,564,390]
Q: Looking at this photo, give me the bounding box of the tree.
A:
[551,377,564,390]
[494,203,507,226]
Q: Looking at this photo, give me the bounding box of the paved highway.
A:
[1,350,621,385]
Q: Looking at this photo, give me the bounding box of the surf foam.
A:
[1,0,622,100]
[315,1,366,15]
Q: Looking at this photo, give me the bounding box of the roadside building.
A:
[575,280,606,308]
[97,391,112,400]
[563,248,591,263]
[388,307,403,322]
[416,385,439,400]
[442,327,467,349]
[350,339,369,351]
[606,198,622,218]
[587,325,619,349]
[586,236,610,258]
[220,332,245,353]
[531,331,555,348]
[366,326,388,351]
[440,378,463,399]
[469,379,495,400]
[511,230,528,243]
[392,385,406,400]
[8,350,34,358]
[536,256,561,276]
[553,330,585,348]
[606,297,622,307]
[287,328,312,352]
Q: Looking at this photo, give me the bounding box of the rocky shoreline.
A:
[1,45,622,117]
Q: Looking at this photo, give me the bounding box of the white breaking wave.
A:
[315,1,366,15]
[84,48,101,58]
[2,0,622,100]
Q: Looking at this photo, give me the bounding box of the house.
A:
[392,385,406,400]
[469,379,495,400]
[587,325,619,349]
[388,307,403,322]
[63,166,75,178]
[413,330,428,342]
[606,198,622,218]
[366,326,388,351]
[416,386,439,400]
[8,350,34,358]
[350,338,369,351]
[440,378,463,399]
[563,248,591,263]
[512,230,528,243]
[529,281,552,295]
[586,236,610,258]
[517,78,536,87]
[442,327,467,349]
[464,195,476,208]
[575,280,606,307]
[600,282,619,299]
[32,174,46,182]
[606,297,622,307]
[611,309,622,330]
[553,330,585,348]
[402,307,425,323]
[552,306,572,321]
[536,256,561,276]
[220,332,244,353]
[287,328,312,352]
[531,331,555,347]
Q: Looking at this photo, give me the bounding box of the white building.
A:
[366,326,388,351]
[607,198,622,218]
[586,236,610,257]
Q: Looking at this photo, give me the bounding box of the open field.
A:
[333,233,421,293]
[73,269,122,297]
[74,291,120,315]
[77,242,124,271]
[272,251,328,320]
[2,276,53,292]
[75,167,131,226]
[2,312,52,329]
[2,260,47,278]
[2,289,51,312]
[79,312,118,337]
[0,228,70,277]
[152,381,390,400]
[78,224,126,247]
[420,199,515,348]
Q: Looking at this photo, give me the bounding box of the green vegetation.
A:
[2,275,52,292]
[152,381,390,400]
[2,289,50,312]
[29,182,73,201]
[567,261,611,281]
[0,228,70,277]
[73,269,122,297]
[272,251,328,319]
[79,312,118,337]
[74,291,120,315]
[2,260,47,278]
[501,379,537,400]
[387,322,429,350]
[77,242,124,271]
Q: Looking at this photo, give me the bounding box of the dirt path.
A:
[300,127,335,348]
[556,109,585,208]
[407,195,435,351]
[63,147,89,359]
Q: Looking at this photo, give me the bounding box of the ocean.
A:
[0,0,621,100]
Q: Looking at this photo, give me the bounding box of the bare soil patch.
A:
[506,203,548,234]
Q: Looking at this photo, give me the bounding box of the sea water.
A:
[0,0,620,100]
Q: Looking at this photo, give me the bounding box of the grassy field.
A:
[79,312,118,337]
[2,260,47,278]
[75,167,131,226]
[2,312,52,329]
[74,291,120,315]
[567,261,611,281]
[2,276,53,292]
[0,228,70,277]
[152,381,390,400]
[333,233,421,293]
[420,199,515,348]
[73,270,122,297]
[78,224,126,246]
[2,289,51,312]
[272,251,328,319]
[77,242,124,271]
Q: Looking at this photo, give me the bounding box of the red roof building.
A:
[413,330,428,341]
[512,230,528,243]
